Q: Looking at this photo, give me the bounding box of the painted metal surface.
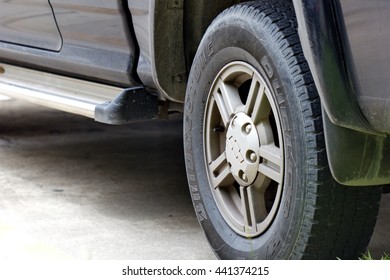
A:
[0,0,62,51]
[293,0,376,134]
[294,0,390,186]
[340,0,390,133]
[0,0,139,87]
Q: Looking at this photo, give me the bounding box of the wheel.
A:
[183,0,382,259]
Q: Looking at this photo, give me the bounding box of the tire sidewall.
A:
[184,15,306,259]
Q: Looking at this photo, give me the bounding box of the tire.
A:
[183,0,382,259]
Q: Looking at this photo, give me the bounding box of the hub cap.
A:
[204,62,284,237]
[226,113,260,187]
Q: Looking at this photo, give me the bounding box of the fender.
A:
[128,0,244,103]
[293,0,390,185]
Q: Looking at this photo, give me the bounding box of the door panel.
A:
[50,0,131,53]
[0,0,62,51]
[0,0,140,87]
[47,0,139,85]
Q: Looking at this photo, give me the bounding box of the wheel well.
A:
[153,0,247,102]
[183,0,247,71]
[154,0,296,102]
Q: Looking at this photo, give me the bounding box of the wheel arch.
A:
[129,0,250,103]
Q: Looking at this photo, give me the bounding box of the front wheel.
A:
[183,0,381,259]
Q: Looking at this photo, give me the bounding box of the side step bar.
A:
[0,63,159,124]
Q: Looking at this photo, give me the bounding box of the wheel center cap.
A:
[225,112,260,186]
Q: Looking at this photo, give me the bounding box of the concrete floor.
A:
[0,100,388,260]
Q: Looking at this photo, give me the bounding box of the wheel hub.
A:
[225,112,260,186]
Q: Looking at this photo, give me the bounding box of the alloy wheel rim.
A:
[204,61,284,237]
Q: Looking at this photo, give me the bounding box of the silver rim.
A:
[204,61,284,238]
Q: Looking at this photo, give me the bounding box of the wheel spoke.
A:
[208,153,234,188]
[256,120,274,146]
[244,79,270,125]
[252,171,272,193]
[240,186,267,230]
[213,80,242,127]
[258,145,283,183]
[245,77,264,116]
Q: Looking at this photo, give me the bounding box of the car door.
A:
[47,0,139,85]
[0,0,62,51]
[0,0,139,87]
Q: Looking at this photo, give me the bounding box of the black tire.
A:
[183,0,382,259]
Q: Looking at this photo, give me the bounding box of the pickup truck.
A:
[0,0,388,260]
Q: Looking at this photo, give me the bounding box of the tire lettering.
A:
[272,79,285,105]
[185,100,193,114]
[280,108,291,132]
[266,232,282,259]
[184,88,208,221]
[283,161,293,218]
[192,193,201,201]
[193,42,214,82]
[186,40,221,224]
[194,203,207,222]
[261,56,274,79]
[283,133,296,218]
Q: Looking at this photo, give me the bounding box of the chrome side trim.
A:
[0,63,123,118]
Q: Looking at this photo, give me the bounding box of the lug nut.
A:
[244,124,252,134]
[232,118,237,127]
[241,172,248,182]
[249,152,257,163]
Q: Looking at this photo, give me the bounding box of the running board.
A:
[0,63,159,124]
